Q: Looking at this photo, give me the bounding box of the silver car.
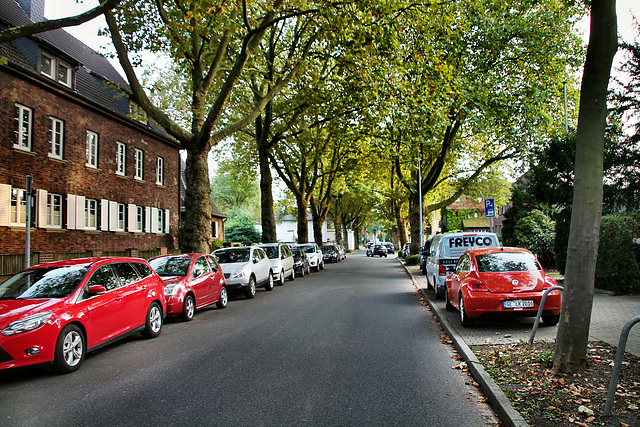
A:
[258,242,296,285]
[295,243,324,272]
[213,246,273,299]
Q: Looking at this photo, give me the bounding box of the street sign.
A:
[484,198,495,218]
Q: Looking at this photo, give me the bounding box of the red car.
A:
[148,254,227,321]
[444,247,561,327]
[0,257,166,373]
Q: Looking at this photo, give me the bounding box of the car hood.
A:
[158,276,188,286]
[0,299,62,327]
[218,262,249,275]
[477,271,544,293]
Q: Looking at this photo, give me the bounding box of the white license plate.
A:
[503,299,534,310]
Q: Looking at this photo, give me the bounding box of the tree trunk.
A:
[310,203,324,244]
[181,148,213,253]
[553,0,617,373]
[258,140,277,243]
[394,200,408,248]
[296,196,309,243]
[408,190,421,255]
[334,199,344,245]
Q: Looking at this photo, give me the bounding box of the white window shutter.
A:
[0,184,11,227]
[145,206,151,233]
[100,199,109,231]
[66,194,76,230]
[128,203,136,232]
[36,189,48,228]
[151,207,158,233]
[164,209,170,233]
[109,201,117,231]
[75,195,85,230]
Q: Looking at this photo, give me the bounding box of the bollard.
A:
[603,315,640,415]
[528,286,564,345]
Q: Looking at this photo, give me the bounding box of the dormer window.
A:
[40,51,73,88]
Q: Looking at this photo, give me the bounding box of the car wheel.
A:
[264,271,274,291]
[141,302,163,338]
[181,294,195,322]
[306,264,311,275]
[434,284,444,299]
[445,288,455,312]
[245,276,257,299]
[277,269,285,286]
[216,286,228,309]
[459,294,475,327]
[52,324,85,374]
[542,314,560,326]
[319,262,324,270]
[289,269,295,281]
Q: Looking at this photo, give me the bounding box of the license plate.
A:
[503,299,534,310]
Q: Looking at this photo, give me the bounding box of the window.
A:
[134,149,143,180]
[10,189,27,226]
[193,257,211,278]
[87,265,119,292]
[46,193,62,228]
[14,104,32,151]
[112,263,140,286]
[136,206,144,232]
[48,117,64,159]
[116,142,126,175]
[157,208,164,233]
[40,51,73,88]
[85,199,97,230]
[86,131,98,168]
[117,203,125,231]
[129,102,148,123]
[156,156,164,185]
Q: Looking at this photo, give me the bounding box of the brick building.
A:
[0,0,181,275]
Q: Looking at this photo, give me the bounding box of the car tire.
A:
[216,286,228,309]
[434,284,444,299]
[181,294,195,322]
[264,271,274,290]
[277,269,285,286]
[245,276,257,299]
[445,288,455,311]
[459,294,475,327]
[289,269,295,281]
[141,302,163,338]
[319,262,324,270]
[52,324,85,374]
[542,314,560,326]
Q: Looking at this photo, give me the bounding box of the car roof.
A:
[465,247,533,257]
[26,257,146,270]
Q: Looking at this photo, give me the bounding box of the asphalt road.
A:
[0,252,498,426]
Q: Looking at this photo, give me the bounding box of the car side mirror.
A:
[88,285,106,295]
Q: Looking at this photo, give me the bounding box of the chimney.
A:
[17,0,46,22]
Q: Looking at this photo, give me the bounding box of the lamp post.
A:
[417,157,423,249]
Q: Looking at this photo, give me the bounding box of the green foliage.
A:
[595,214,640,294]
[512,209,556,268]
[224,215,261,244]
[210,238,224,251]
[404,255,419,266]
[446,208,482,232]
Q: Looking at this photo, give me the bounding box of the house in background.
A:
[0,0,181,278]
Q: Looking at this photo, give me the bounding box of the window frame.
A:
[48,117,64,159]
[14,104,32,151]
[40,51,73,88]
[10,188,27,226]
[134,149,144,180]
[84,198,98,230]
[156,156,164,185]
[116,142,126,176]
[86,131,98,168]
[46,193,63,229]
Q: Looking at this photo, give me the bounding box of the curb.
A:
[398,259,529,427]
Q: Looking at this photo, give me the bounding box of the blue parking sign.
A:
[484,198,495,218]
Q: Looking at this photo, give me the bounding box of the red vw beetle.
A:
[444,247,561,327]
[0,257,166,373]
[148,254,227,321]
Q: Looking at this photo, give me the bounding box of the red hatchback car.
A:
[0,257,166,373]
[148,254,227,321]
[444,247,561,327]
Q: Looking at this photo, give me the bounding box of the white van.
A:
[425,232,499,298]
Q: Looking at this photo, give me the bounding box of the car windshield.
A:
[301,245,316,254]
[321,246,336,253]
[291,248,302,257]
[148,256,191,276]
[214,248,250,263]
[261,246,278,259]
[0,266,90,299]
[476,252,542,272]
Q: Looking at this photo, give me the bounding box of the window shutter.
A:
[36,189,48,228]
[151,207,158,233]
[128,203,136,232]
[109,201,118,231]
[66,194,76,230]
[164,209,170,233]
[0,184,10,227]
[145,206,151,233]
[100,199,109,231]
[75,195,85,230]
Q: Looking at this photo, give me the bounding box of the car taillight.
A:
[438,265,447,276]
[543,276,558,289]
[470,282,488,292]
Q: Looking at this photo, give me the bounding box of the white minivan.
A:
[425,232,500,298]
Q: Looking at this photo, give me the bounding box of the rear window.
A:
[442,234,498,259]
[476,252,541,272]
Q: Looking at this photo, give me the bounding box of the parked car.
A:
[419,239,432,273]
[320,245,340,263]
[290,246,310,277]
[426,232,500,298]
[213,246,273,299]
[401,243,410,258]
[295,243,324,272]
[148,254,227,322]
[366,243,374,257]
[258,243,295,285]
[383,242,394,254]
[0,257,166,373]
[444,247,561,327]
[372,244,388,257]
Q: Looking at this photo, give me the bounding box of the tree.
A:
[225,214,261,244]
[553,0,618,373]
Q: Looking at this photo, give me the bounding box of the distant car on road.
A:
[290,246,310,277]
[149,254,227,321]
[295,243,324,272]
[320,245,340,263]
[0,257,166,374]
[383,242,394,254]
[372,244,388,257]
[213,246,273,298]
[444,247,561,327]
[258,242,295,285]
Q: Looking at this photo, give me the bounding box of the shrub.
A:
[405,255,419,266]
[595,214,640,294]
[512,209,556,269]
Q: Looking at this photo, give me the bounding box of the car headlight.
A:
[2,312,53,336]
[164,284,181,296]
[231,269,246,279]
